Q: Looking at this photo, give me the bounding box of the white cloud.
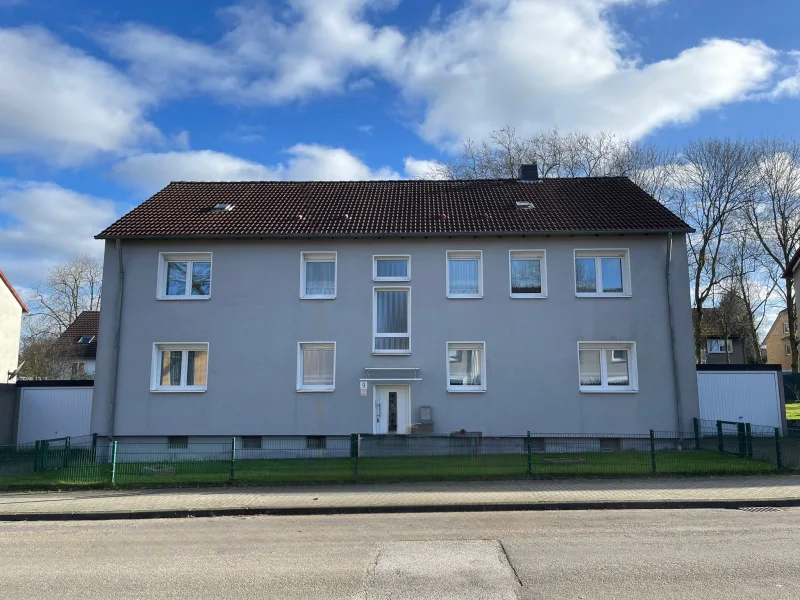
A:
[0,27,157,166]
[113,145,400,193]
[403,157,446,179]
[0,180,119,287]
[100,0,788,147]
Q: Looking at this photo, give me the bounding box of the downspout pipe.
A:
[666,233,685,442]
[108,239,125,440]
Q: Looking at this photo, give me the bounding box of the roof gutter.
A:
[95,228,694,241]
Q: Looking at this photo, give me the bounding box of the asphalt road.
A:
[1,508,798,599]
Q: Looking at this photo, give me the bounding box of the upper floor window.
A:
[157,253,211,299]
[578,342,638,393]
[784,323,790,334]
[574,249,630,297]
[301,252,336,299]
[509,250,546,298]
[706,339,732,354]
[373,255,410,281]
[151,343,209,392]
[297,342,336,392]
[447,250,482,298]
[786,344,792,356]
[374,287,410,354]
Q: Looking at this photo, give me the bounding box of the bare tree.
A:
[17,334,71,380]
[27,255,102,336]
[674,138,757,362]
[746,138,800,372]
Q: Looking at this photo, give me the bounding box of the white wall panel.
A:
[698,372,781,428]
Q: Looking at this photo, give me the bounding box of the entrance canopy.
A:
[361,367,421,382]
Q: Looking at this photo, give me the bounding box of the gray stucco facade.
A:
[90,233,700,438]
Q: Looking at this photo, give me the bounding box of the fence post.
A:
[33,440,40,473]
[110,440,118,485]
[745,423,753,459]
[716,421,724,453]
[737,423,746,457]
[352,434,360,482]
[693,418,701,451]
[650,430,657,473]
[91,433,97,461]
[775,428,783,470]
[230,437,236,480]
[526,431,532,476]
[63,437,71,469]
[39,441,49,472]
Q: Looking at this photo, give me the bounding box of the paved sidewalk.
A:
[1,476,799,520]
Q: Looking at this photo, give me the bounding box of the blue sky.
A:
[1,0,800,291]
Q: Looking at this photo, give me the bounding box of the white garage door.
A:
[17,387,93,443]
[697,371,782,428]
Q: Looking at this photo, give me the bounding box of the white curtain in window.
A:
[579,349,602,386]
[305,261,335,295]
[376,259,408,279]
[375,290,409,350]
[601,258,623,293]
[448,259,479,295]
[303,347,334,386]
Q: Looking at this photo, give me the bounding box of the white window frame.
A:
[446,342,487,392]
[509,250,547,298]
[446,250,483,299]
[573,249,631,298]
[156,252,212,300]
[150,343,209,393]
[300,251,337,299]
[577,342,638,393]
[373,286,411,355]
[706,338,733,354]
[784,323,790,334]
[296,342,336,392]
[786,344,792,356]
[373,255,411,282]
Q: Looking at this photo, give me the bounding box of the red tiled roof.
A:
[56,311,100,359]
[0,268,29,313]
[96,177,692,239]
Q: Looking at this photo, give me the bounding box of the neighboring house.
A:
[55,311,100,379]
[90,168,700,444]
[694,308,751,365]
[762,309,792,371]
[0,268,28,382]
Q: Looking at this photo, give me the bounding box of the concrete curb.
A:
[2,498,799,521]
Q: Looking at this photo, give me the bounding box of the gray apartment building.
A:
[90,168,700,444]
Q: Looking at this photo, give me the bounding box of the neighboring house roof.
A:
[96,177,692,239]
[56,311,100,359]
[785,248,800,278]
[0,268,29,313]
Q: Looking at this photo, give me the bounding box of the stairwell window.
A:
[578,342,638,393]
[151,343,209,392]
[157,253,212,299]
[509,250,546,298]
[373,255,410,281]
[447,342,486,392]
[301,252,336,299]
[447,251,482,298]
[574,250,631,297]
[374,287,410,354]
[297,343,336,392]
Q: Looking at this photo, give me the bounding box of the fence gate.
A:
[17,386,93,444]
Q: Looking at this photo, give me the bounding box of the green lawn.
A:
[0,450,777,491]
[787,403,800,421]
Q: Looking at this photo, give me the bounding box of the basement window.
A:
[306,436,326,449]
[168,436,188,449]
[242,436,262,449]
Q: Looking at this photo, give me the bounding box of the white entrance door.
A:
[373,385,410,434]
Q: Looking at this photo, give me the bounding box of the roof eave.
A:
[96,228,694,241]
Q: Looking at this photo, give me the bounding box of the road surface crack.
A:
[498,540,523,587]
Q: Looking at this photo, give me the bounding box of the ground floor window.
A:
[297,343,335,391]
[578,342,638,393]
[151,343,209,392]
[446,342,486,392]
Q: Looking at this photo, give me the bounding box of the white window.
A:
[300,252,336,299]
[574,250,631,297]
[157,253,212,299]
[578,342,638,393]
[786,344,792,356]
[297,343,335,392]
[373,255,410,281]
[447,342,486,392]
[151,343,209,392]
[447,251,482,298]
[706,339,733,354]
[509,250,546,298]
[784,323,790,334]
[373,287,410,354]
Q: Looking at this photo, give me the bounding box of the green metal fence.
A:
[0,422,793,490]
